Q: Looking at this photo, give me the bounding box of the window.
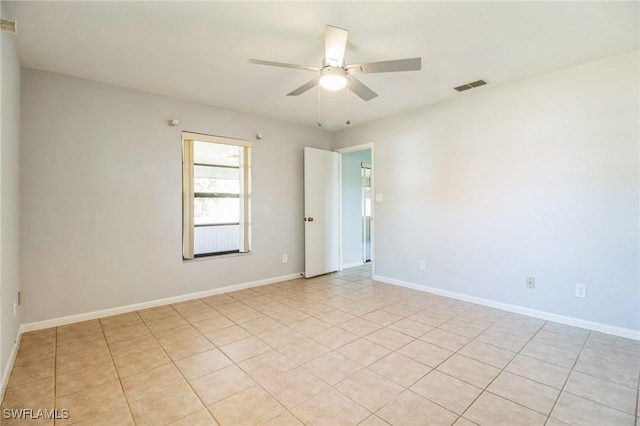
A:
[182,132,251,259]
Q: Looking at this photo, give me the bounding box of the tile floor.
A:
[2,265,639,425]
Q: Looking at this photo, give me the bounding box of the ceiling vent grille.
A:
[454,79,487,92]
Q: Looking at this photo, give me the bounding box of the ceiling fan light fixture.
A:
[319,66,347,91]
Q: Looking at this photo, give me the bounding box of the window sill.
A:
[183,251,252,263]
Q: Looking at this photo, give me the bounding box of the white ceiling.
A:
[4,1,639,131]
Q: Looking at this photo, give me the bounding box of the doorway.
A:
[337,144,374,271]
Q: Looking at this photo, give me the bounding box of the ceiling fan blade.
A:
[347,57,422,74]
[348,76,378,102]
[325,25,348,67]
[287,76,321,96]
[249,59,320,72]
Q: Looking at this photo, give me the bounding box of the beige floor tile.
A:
[55,380,127,425]
[19,329,56,350]
[336,369,404,411]
[70,406,135,426]
[542,322,590,342]
[358,415,391,426]
[201,294,236,308]
[303,351,364,385]
[339,318,382,337]
[180,307,221,323]
[387,318,433,338]
[551,392,636,426]
[56,334,107,357]
[278,337,331,365]
[107,334,159,359]
[138,305,179,323]
[238,350,297,382]
[1,376,54,409]
[271,309,311,325]
[262,410,304,426]
[488,371,559,415]
[292,389,369,426]
[153,324,201,345]
[564,371,637,414]
[99,312,143,330]
[411,370,481,414]
[129,382,204,426]
[261,367,329,409]
[520,340,579,369]
[315,309,357,325]
[205,325,252,346]
[573,349,639,388]
[168,409,218,426]
[439,319,487,339]
[7,357,55,389]
[365,328,414,351]
[162,335,215,361]
[362,310,403,326]
[208,385,285,425]
[175,348,233,381]
[474,329,529,352]
[56,345,112,374]
[531,330,585,353]
[240,316,282,335]
[309,326,359,350]
[121,363,185,402]
[338,339,392,366]
[258,326,305,348]
[56,321,101,341]
[14,345,55,368]
[398,339,453,368]
[458,340,516,369]
[377,390,458,426]
[219,336,272,362]
[56,362,118,397]
[505,354,570,389]
[172,299,210,315]
[255,302,291,316]
[113,346,171,378]
[419,328,471,352]
[465,392,546,426]
[190,365,256,406]
[103,323,150,344]
[191,316,235,334]
[337,302,377,316]
[225,308,265,324]
[436,354,501,388]
[289,317,332,336]
[145,315,189,333]
[369,352,431,387]
[452,417,479,426]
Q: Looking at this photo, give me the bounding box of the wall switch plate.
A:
[575,283,587,298]
[419,260,426,270]
[526,277,535,289]
[282,254,288,263]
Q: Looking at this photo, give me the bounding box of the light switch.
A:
[375,193,383,202]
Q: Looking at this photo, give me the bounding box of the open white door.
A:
[304,147,340,278]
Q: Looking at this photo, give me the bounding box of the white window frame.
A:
[182,131,251,260]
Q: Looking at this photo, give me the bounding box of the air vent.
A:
[454,79,487,92]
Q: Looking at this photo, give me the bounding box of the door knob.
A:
[304,217,314,222]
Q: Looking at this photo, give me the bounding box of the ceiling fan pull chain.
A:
[346,84,351,125]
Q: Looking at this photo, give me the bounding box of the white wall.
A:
[20,69,332,323]
[341,149,371,266]
[0,3,22,381]
[334,51,640,332]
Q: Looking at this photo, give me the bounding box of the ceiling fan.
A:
[249,25,421,102]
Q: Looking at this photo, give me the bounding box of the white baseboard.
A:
[21,272,302,333]
[1,331,21,402]
[374,274,640,341]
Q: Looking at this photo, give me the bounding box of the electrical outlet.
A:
[575,283,587,298]
[526,277,535,289]
[419,260,426,270]
[282,254,288,263]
